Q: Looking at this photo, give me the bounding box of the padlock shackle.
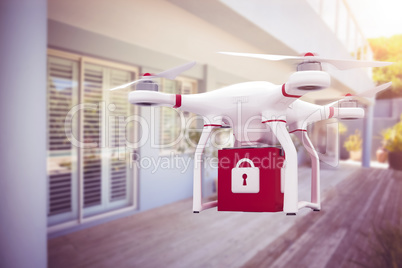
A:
[235,158,255,168]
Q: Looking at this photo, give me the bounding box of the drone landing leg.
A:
[267,121,298,214]
[295,131,321,211]
[193,125,219,213]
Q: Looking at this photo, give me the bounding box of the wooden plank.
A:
[49,164,396,268]
[243,167,402,268]
[242,168,367,267]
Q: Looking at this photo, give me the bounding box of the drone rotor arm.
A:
[330,107,365,120]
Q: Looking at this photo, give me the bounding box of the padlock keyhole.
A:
[242,173,247,186]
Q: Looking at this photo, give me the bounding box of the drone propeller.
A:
[339,82,392,100]
[326,82,392,107]
[218,52,392,70]
[110,61,196,91]
[356,82,392,98]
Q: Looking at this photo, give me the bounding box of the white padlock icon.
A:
[231,158,260,193]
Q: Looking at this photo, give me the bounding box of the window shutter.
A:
[48,59,75,151]
[47,50,138,228]
[83,64,103,208]
[47,56,78,216]
[108,69,132,201]
[160,80,180,147]
[180,80,196,120]
[160,78,198,153]
[181,81,195,95]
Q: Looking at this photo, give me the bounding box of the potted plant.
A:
[338,122,347,136]
[382,115,402,170]
[376,146,388,163]
[344,130,362,161]
[338,122,349,160]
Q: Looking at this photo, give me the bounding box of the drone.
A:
[111,52,391,215]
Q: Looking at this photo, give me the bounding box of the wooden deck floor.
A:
[244,167,402,268]
[48,164,401,268]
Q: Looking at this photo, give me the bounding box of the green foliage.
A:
[344,130,362,152]
[176,130,201,154]
[59,161,72,170]
[382,114,402,152]
[338,122,347,135]
[369,35,402,97]
[176,128,233,156]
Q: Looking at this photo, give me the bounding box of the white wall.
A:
[218,0,374,93]
[48,0,293,84]
[47,20,226,235]
[0,0,47,267]
[48,0,375,95]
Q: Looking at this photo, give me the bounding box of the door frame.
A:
[47,49,139,234]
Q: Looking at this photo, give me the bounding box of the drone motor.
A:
[287,70,330,92]
[136,78,159,92]
[297,52,323,72]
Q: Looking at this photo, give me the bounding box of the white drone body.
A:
[112,52,392,215]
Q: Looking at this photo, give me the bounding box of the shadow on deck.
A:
[48,164,402,268]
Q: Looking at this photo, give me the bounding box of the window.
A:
[47,49,138,228]
[160,77,199,154]
[47,56,79,221]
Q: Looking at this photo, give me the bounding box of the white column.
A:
[362,105,374,167]
[0,1,47,268]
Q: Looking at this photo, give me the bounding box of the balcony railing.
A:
[307,0,373,62]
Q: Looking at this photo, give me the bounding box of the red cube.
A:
[218,147,285,212]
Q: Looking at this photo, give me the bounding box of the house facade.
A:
[0,1,379,267]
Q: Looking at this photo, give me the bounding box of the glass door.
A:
[46,51,138,227]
